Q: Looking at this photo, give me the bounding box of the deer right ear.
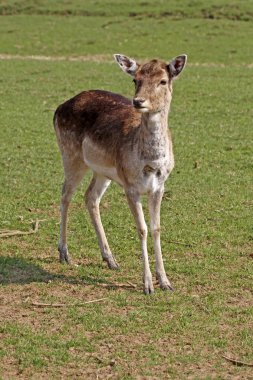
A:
[114,54,139,76]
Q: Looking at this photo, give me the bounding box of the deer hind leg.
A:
[126,189,154,294]
[85,173,119,270]
[148,188,173,291]
[58,160,88,264]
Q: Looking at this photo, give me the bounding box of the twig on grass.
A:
[30,297,108,308]
[0,219,40,238]
[127,281,137,288]
[98,282,137,289]
[167,239,197,247]
[222,355,253,367]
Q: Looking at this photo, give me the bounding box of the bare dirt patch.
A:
[0,53,252,68]
[0,53,112,63]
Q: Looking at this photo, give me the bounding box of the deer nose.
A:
[133,98,146,108]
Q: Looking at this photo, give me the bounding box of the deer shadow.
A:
[0,255,109,287]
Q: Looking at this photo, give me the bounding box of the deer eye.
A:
[160,80,167,85]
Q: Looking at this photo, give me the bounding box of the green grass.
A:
[0,0,253,379]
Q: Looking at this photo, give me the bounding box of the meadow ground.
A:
[0,1,253,379]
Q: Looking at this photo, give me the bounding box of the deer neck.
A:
[138,109,170,160]
[141,109,169,134]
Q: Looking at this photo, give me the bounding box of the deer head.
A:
[114,54,187,113]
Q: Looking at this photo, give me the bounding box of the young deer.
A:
[54,54,187,294]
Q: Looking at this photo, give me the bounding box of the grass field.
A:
[0,0,253,379]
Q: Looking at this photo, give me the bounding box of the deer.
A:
[53,53,187,294]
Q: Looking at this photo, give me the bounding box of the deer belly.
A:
[82,137,123,185]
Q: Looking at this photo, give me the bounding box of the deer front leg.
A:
[126,189,154,294]
[85,174,119,270]
[149,188,173,291]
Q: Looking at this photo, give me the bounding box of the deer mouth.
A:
[135,106,149,113]
[133,98,150,112]
[133,103,149,113]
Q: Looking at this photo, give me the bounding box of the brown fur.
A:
[55,90,140,142]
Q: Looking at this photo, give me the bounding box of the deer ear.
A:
[114,54,139,76]
[167,54,187,79]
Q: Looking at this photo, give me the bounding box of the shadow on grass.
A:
[0,256,110,287]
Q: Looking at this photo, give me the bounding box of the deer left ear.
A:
[114,54,139,76]
[167,54,187,78]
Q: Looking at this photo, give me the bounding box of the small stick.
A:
[0,219,40,238]
[127,281,137,288]
[31,302,65,308]
[167,239,197,247]
[98,282,136,289]
[24,218,48,224]
[222,355,253,367]
[30,298,108,308]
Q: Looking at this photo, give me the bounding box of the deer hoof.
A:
[156,273,174,291]
[144,285,155,295]
[143,277,154,295]
[104,255,120,270]
[160,281,174,292]
[58,246,71,264]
